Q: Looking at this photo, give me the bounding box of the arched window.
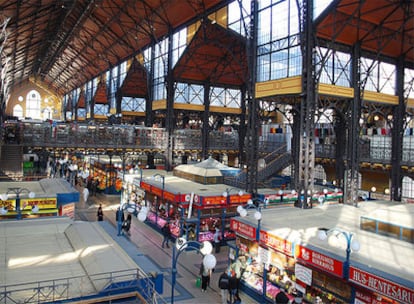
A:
[43,107,52,120]
[13,104,24,119]
[402,176,414,199]
[314,164,327,182]
[26,90,41,119]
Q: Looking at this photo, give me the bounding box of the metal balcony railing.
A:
[0,268,167,304]
[3,121,414,167]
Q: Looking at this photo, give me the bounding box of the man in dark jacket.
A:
[228,270,238,304]
[218,270,229,304]
[162,223,171,248]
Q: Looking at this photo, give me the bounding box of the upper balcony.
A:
[2,121,414,168]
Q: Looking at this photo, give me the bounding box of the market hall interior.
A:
[1,0,414,303]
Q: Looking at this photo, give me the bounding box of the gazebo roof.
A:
[174,156,231,177]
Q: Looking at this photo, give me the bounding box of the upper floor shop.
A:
[3,120,414,169]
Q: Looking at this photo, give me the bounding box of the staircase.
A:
[224,144,292,189]
[0,144,23,180]
[258,145,292,182]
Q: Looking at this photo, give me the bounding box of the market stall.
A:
[229,202,414,304]
[130,172,251,243]
[88,155,123,194]
[0,178,79,220]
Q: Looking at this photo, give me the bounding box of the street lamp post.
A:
[317,227,360,279]
[171,238,216,304]
[0,187,36,220]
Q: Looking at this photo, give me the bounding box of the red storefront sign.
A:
[163,191,176,202]
[201,193,250,206]
[228,193,251,204]
[349,267,414,304]
[202,195,226,206]
[259,230,293,256]
[139,181,178,202]
[140,181,151,192]
[296,245,344,277]
[230,219,257,240]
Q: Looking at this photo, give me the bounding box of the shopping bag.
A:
[195,277,201,288]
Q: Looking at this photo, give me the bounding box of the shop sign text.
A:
[260,230,292,255]
[349,267,413,304]
[296,245,344,277]
[202,196,226,206]
[230,219,256,239]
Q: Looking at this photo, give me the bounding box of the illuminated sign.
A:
[22,198,57,209]
[202,196,226,206]
[260,230,293,256]
[0,198,57,211]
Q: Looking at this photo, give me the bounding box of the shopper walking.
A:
[161,222,171,248]
[218,269,229,304]
[199,262,211,292]
[97,204,103,221]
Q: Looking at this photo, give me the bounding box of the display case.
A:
[146,211,180,237]
[236,237,296,303]
[197,206,237,241]
[243,271,290,301]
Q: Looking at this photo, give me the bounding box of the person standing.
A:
[83,187,89,205]
[162,222,171,248]
[218,269,229,304]
[97,204,103,221]
[91,178,98,196]
[116,207,125,236]
[199,262,211,292]
[213,227,221,253]
[231,257,244,297]
[122,213,132,236]
[228,270,238,303]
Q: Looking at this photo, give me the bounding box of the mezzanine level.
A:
[3,121,414,169]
